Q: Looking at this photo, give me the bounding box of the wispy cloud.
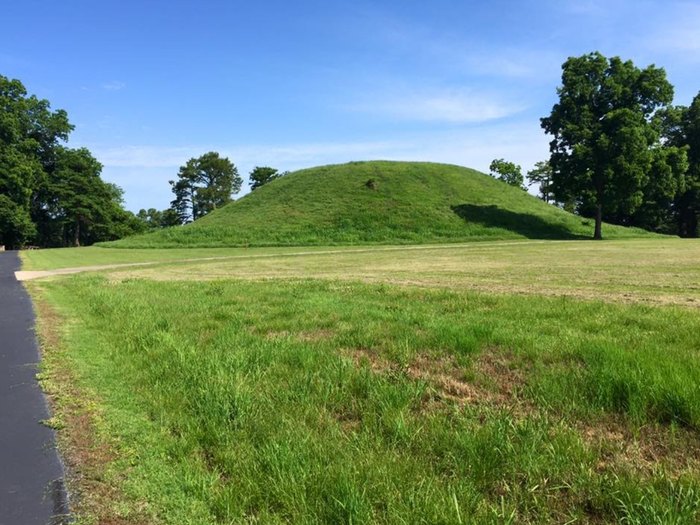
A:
[91,122,551,211]
[348,5,559,82]
[650,11,700,54]
[91,141,404,169]
[347,88,525,123]
[102,80,126,91]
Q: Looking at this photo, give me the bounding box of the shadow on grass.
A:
[452,204,591,240]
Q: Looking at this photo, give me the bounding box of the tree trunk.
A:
[74,219,80,247]
[594,203,603,240]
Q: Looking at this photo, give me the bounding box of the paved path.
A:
[0,252,68,524]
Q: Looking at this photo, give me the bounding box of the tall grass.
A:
[36,276,700,523]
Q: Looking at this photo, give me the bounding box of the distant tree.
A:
[137,208,159,227]
[489,158,524,189]
[160,208,182,227]
[169,152,241,223]
[137,208,181,229]
[249,166,282,190]
[527,161,554,203]
[541,52,683,239]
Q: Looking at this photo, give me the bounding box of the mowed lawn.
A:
[25,239,700,524]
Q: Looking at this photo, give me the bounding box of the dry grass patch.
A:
[581,417,700,478]
[344,346,532,411]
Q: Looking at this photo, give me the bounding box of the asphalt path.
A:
[0,251,68,524]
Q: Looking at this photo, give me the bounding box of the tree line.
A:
[0,75,145,248]
[490,52,699,239]
[0,73,287,246]
[4,51,699,247]
[134,157,286,229]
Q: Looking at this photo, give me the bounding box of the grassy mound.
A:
[105,161,654,248]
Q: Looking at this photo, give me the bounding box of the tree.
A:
[136,208,181,229]
[489,158,524,189]
[0,74,71,247]
[541,52,682,239]
[1,74,140,247]
[0,195,35,249]
[663,92,700,237]
[527,161,554,203]
[249,166,285,190]
[169,152,241,223]
[48,148,132,246]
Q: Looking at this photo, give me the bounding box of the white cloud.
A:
[347,88,525,123]
[102,80,126,91]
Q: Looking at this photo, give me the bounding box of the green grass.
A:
[20,244,367,271]
[101,161,656,248]
[23,239,700,308]
[30,238,700,524]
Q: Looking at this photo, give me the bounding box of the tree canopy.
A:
[249,166,283,190]
[0,74,140,248]
[526,161,554,204]
[169,152,241,223]
[541,52,686,239]
[663,92,700,237]
[489,159,524,189]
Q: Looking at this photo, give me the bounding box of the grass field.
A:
[25,238,700,524]
[100,162,654,248]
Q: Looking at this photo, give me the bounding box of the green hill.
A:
[105,161,655,248]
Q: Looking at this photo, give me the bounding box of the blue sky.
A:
[3,0,699,211]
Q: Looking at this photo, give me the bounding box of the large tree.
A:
[169,152,241,223]
[1,74,141,248]
[39,147,142,246]
[541,52,683,239]
[0,74,71,248]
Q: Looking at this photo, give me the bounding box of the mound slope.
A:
[106,161,653,248]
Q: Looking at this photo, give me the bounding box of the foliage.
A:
[136,208,181,229]
[0,194,36,247]
[249,166,284,190]
[526,161,554,203]
[0,74,139,247]
[101,161,654,248]
[541,52,685,239]
[665,92,700,237]
[169,152,241,223]
[489,158,524,189]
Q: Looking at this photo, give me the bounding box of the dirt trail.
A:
[15,240,555,281]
